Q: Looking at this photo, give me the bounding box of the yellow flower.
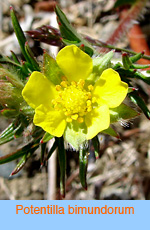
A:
[22,45,128,143]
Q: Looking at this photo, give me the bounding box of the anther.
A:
[61,76,67,81]
[66,117,72,123]
[92,97,96,103]
[87,100,92,106]
[88,85,94,91]
[71,114,78,120]
[77,117,84,123]
[61,81,68,88]
[56,85,61,91]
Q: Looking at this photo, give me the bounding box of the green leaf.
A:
[40,142,47,166]
[10,51,20,64]
[46,139,57,161]
[92,136,99,159]
[64,121,87,151]
[0,122,22,145]
[0,141,39,164]
[55,5,94,56]
[25,42,41,71]
[43,51,62,85]
[114,0,137,8]
[79,147,88,190]
[56,137,66,197]
[1,108,19,118]
[129,51,144,63]
[128,92,150,119]
[10,152,32,175]
[102,126,120,139]
[0,54,21,67]
[110,103,139,123]
[10,7,30,63]
[122,53,132,70]
[41,132,53,144]
[0,68,24,89]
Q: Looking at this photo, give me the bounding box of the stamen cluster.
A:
[52,77,96,123]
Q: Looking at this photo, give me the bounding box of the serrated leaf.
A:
[43,51,62,85]
[110,103,139,123]
[64,121,87,151]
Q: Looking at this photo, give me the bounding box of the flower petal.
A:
[85,104,110,140]
[56,45,93,82]
[34,104,66,137]
[93,68,128,108]
[22,71,57,109]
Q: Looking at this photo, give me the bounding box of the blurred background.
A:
[0,0,150,200]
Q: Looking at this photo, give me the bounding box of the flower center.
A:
[52,77,96,123]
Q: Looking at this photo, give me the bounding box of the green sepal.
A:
[0,108,19,118]
[91,136,99,159]
[102,126,120,139]
[40,132,54,144]
[56,137,66,197]
[128,92,150,119]
[0,140,39,164]
[129,51,144,63]
[10,152,32,176]
[122,53,133,70]
[64,121,87,151]
[55,5,94,56]
[43,51,62,85]
[25,42,41,71]
[110,103,139,123]
[87,51,114,84]
[79,147,88,190]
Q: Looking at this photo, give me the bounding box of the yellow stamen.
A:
[92,97,97,103]
[77,117,84,123]
[71,114,78,120]
[87,100,92,106]
[66,117,72,123]
[56,85,62,91]
[61,76,67,81]
[88,85,94,91]
[61,81,68,88]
